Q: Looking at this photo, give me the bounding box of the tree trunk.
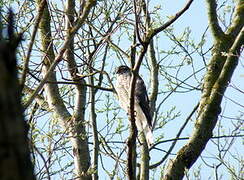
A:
[163,1,244,179]
[0,12,35,180]
[37,0,92,179]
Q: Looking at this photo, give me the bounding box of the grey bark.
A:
[163,1,244,179]
[37,0,93,179]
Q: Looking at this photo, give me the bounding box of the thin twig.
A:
[20,0,47,91]
[150,103,199,169]
[23,0,97,109]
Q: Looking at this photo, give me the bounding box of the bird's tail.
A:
[145,127,153,147]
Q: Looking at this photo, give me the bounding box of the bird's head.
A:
[115,65,131,75]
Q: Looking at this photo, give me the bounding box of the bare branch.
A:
[20,0,47,91]
[226,0,244,37]
[149,0,194,40]
[150,103,199,169]
[24,0,97,109]
[205,0,224,40]
[163,23,244,180]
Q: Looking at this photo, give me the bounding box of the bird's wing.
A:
[134,76,152,128]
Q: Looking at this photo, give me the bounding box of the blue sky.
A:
[5,0,243,179]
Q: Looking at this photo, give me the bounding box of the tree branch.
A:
[24,0,97,109]
[0,11,35,180]
[163,24,244,180]
[150,103,199,169]
[149,0,194,40]
[205,0,224,40]
[226,0,244,37]
[126,1,195,178]
[65,0,91,178]
[20,0,47,92]
[127,72,138,180]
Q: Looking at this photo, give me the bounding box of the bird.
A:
[115,65,153,147]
